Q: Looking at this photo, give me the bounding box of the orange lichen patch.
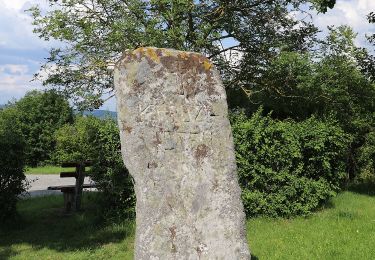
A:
[132,47,160,63]
[146,48,160,63]
[130,47,213,73]
[133,47,145,55]
[203,60,212,71]
[178,52,190,60]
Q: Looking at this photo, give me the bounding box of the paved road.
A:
[22,175,95,198]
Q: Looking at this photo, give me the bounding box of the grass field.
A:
[248,184,375,259]
[25,165,74,175]
[25,166,91,175]
[0,194,134,260]
[1,184,374,259]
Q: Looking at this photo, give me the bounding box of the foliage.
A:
[55,116,135,220]
[310,0,336,13]
[248,27,375,181]
[0,107,28,223]
[254,27,375,124]
[10,90,73,166]
[356,131,375,184]
[367,11,375,44]
[231,109,351,217]
[27,0,332,109]
[89,117,135,221]
[54,116,100,163]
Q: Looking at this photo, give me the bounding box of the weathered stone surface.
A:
[114,47,250,260]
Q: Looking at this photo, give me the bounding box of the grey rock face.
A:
[114,47,250,260]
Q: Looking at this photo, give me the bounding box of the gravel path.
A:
[22,174,95,198]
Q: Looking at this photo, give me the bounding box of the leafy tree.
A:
[12,90,73,166]
[28,0,334,109]
[357,12,375,82]
[367,12,375,44]
[251,26,375,119]
[0,107,28,223]
[249,26,375,179]
[311,0,335,13]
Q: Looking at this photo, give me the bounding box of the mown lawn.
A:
[25,165,74,175]
[0,194,135,260]
[1,185,374,260]
[25,166,91,175]
[248,184,375,259]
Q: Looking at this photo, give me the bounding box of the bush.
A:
[54,116,100,163]
[0,108,28,223]
[90,117,135,221]
[356,131,375,184]
[54,116,135,221]
[231,109,351,217]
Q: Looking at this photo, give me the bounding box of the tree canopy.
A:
[8,90,73,166]
[29,0,335,110]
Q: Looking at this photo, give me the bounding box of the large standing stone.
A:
[114,47,250,260]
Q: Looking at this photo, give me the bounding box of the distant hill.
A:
[0,105,117,119]
[80,109,117,120]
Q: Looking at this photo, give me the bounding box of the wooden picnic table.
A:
[48,161,95,212]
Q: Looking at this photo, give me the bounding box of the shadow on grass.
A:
[347,182,375,196]
[0,194,134,259]
[0,247,16,260]
[314,198,335,214]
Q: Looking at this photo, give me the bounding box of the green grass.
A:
[25,165,75,175]
[25,166,92,175]
[0,194,135,260]
[248,185,375,260]
[1,186,374,259]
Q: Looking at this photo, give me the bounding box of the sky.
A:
[0,0,374,112]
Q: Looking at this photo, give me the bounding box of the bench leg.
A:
[63,192,75,213]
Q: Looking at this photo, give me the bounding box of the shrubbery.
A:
[231,109,351,217]
[356,131,375,183]
[55,110,353,219]
[54,116,135,220]
[0,108,28,223]
[54,116,99,163]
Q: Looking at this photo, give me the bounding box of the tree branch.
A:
[209,45,241,59]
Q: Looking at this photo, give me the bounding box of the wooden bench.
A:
[48,161,95,212]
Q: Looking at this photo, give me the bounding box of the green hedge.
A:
[231,109,351,217]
